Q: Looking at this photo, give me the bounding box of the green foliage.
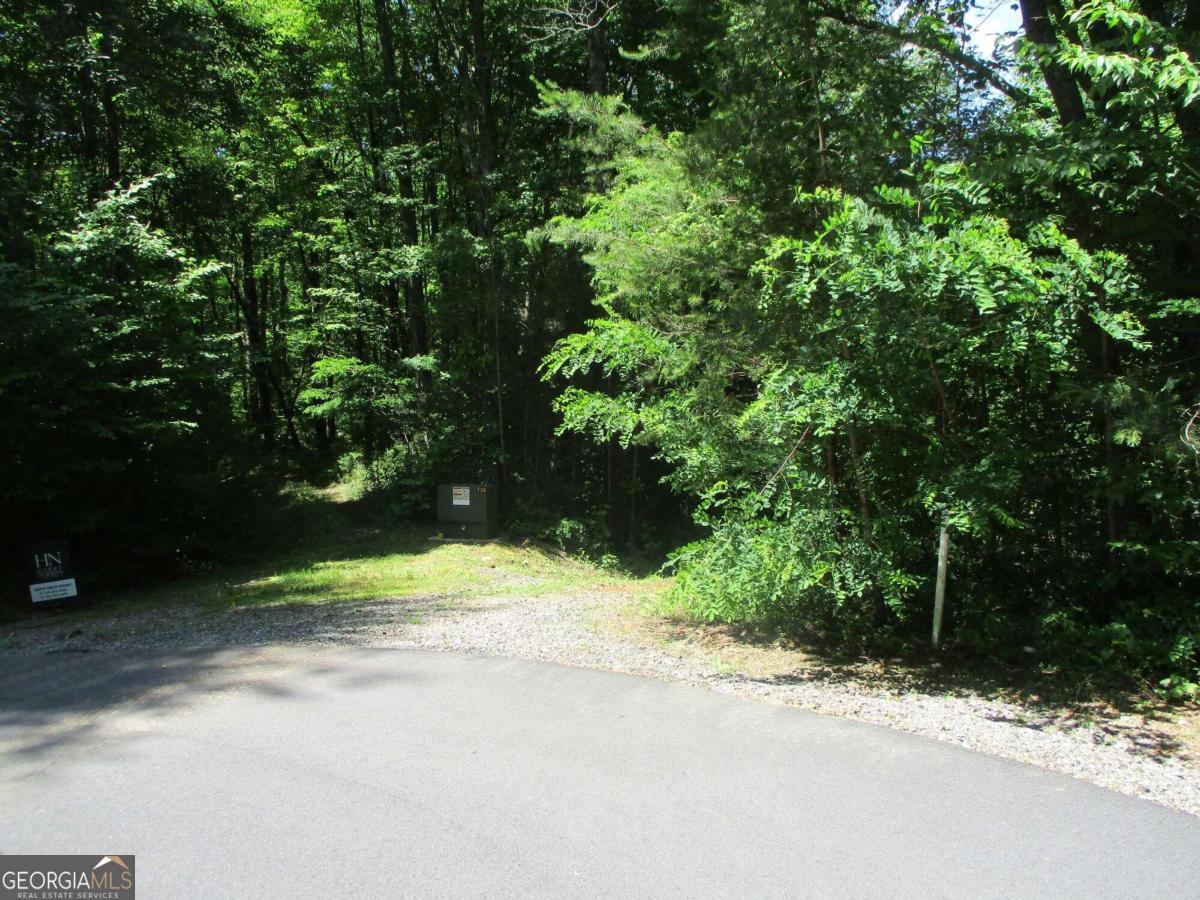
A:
[544,83,1200,688]
[3,0,1197,692]
[668,503,912,647]
[1058,1,1200,106]
[0,178,240,560]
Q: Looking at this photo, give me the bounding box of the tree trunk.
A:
[240,228,275,450]
[275,258,301,451]
[74,4,102,201]
[373,0,429,379]
[1100,331,1120,543]
[845,421,872,534]
[586,2,606,95]
[465,0,507,483]
[1017,0,1087,125]
[99,17,120,187]
[1017,0,1130,547]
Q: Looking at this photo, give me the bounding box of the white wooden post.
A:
[932,525,950,649]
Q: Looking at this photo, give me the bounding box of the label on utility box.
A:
[30,578,78,603]
[452,486,471,506]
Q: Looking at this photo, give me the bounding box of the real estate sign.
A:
[22,540,78,604]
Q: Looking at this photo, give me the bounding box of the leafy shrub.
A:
[364,443,433,518]
[539,512,611,561]
[667,502,917,648]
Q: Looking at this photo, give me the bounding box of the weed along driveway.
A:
[1,646,1198,898]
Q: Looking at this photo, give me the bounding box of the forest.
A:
[2,0,1198,692]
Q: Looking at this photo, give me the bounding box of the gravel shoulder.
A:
[3,584,1199,817]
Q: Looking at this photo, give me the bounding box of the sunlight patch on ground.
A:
[71,524,640,617]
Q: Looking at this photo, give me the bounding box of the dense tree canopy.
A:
[2,0,1197,691]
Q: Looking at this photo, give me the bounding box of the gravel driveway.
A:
[4,586,1198,817]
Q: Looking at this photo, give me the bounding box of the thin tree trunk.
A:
[74,4,102,201]
[1016,0,1130,546]
[352,0,382,158]
[845,421,872,533]
[370,0,411,365]
[240,228,275,450]
[275,259,301,451]
[464,0,506,482]
[1100,331,1120,543]
[494,304,507,482]
[628,445,638,547]
[99,19,120,186]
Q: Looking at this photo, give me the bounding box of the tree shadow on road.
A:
[0,643,436,768]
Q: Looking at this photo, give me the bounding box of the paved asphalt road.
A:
[1,646,1198,898]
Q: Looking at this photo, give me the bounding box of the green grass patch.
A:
[87,530,630,619]
[2,484,666,633]
[205,533,621,611]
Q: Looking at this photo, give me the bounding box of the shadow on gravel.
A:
[632,615,1196,763]
[758,657,1191,761]
[1,590,478,653]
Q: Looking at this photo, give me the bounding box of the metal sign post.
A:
[931,526,950,649]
